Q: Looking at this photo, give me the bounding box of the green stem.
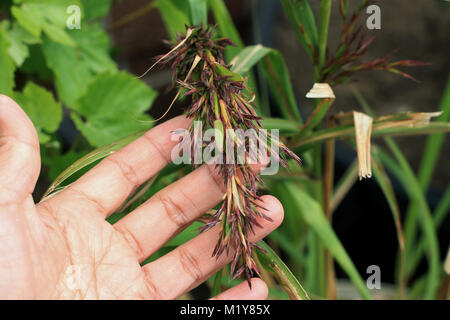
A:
[109,2,156,31]
[381,141,441,299]
[316,0,332,80]
[402,74,450,277]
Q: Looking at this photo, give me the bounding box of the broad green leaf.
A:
[12,0,80,47]
[81,0,113,20]
[0,27,16,97]
[280,181,372,300]
[42,37,93,107]
[189,0,207,25]
[0,21,40,67]
[69,23,116,74]
[20,44,53,80]
[13,82,62,143]
[71,72,157,147]
[156,0,190,40]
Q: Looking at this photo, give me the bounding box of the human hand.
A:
[0,95,283,300]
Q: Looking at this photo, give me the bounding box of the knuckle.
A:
[143,133,171,164]
[178,247,203,283]
[105,157,140,188]
[142,267,165,300]
[156,193,190,228]
[115,225,146,261]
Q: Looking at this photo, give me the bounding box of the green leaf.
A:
[261,117,300,135]
[0,21,40,67]
[43,150,88,182]
[71,72,157,147]
[0,25,16,96]
[280,0,318,61]
[69,23,116,74]
[81,0,113,20]
[380,140,441,299]
[13,82,62,143]
[12,0,80,47]
[260,51,303,122]
[42,131,144,200]
[229,45,301,122]
[230,45,272,74]
[42,37,93,107]
[209,0,243,60]
[280,181,372,300]
[156,0,191,40]
[189,0,207,25]
[317,0,332,70]
[256,240,310,300]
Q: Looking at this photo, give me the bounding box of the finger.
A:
[40,116,191,217]
[141,195,283,300]
[0,95,40,205]
[114,164,225,262]
[211,278,268,300]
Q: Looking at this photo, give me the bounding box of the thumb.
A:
[0,95,40,205]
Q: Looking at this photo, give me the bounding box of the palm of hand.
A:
[0,95,282,300]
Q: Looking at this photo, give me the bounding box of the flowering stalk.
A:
[157,25,300,286]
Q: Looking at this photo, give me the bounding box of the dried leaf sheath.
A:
[157,25,301,285]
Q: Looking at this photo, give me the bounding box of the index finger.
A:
[40,116,191,218]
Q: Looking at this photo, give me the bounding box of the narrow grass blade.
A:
[280,0,318,61]
[371,149,406,297]
[189,0,207,25]
[256,240,310,300]
[211,267,224,297]
[41,131,144,200]
[260,51,303,122]
[292,122,450,152]
[155,0,191,40]
[317,0,332,70]
[403,75,450,276]
[230,45,272,74]
[379,142,441,299]
[282,181,373,299]
[261,117,301,135]
[407,186,450,277]
[331,159,358,213]
[209,0,243,59]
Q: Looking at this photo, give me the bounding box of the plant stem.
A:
[316,0,332,80]
[109,2,156,31]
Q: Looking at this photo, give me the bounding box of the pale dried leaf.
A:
[306,83,335,99]
[353,112,373,180]
[445,246,450,275]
